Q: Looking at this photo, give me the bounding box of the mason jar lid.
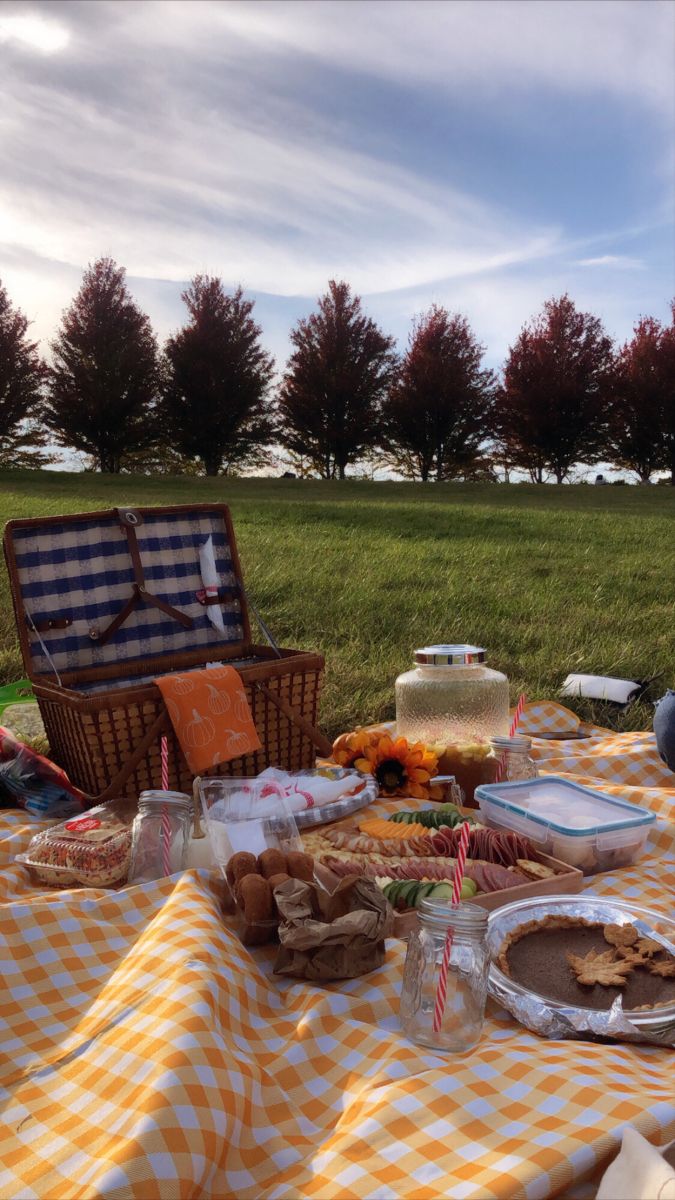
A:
[415,645,486,666]
[139,790,192,809]
[489,735,532,752]
[418,898,488,931]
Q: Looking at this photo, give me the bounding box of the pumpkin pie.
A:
[496,916,675,1012]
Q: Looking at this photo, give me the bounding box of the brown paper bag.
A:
[273,875,394,980]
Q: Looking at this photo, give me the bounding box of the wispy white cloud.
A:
[0,10,69,55]
[0,0,672,366]
[215,0,675,122]
[575,255,645,269]
[0,4,564,296]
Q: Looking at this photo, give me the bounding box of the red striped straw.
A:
[493,694,527,784]
[432,820,471,1035]
[160,736,171,876]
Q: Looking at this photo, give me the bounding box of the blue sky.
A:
[1,0,673,381]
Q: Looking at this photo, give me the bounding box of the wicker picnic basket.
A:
[3,504,331,803]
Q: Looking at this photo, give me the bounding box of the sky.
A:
[1,0,674,388]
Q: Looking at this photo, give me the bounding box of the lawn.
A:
[1,469,673,736]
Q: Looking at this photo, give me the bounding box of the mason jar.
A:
[400,899,490,1053]
[395,646,509,805]
[129,790,192,883]
[486,735,538,782]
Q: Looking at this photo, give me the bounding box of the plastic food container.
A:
[475,777,655,875]
[16,803,135,888]
[199,777,303,945]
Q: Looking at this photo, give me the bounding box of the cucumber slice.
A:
[415,882,437,905]
[430,882,454,900]
[398,881,419,907]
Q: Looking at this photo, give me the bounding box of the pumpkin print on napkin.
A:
[154,667,261,773]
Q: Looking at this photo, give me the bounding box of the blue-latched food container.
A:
[475,776,655,875]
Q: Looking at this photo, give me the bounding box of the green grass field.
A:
[1,469,673,736]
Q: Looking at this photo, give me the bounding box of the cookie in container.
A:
[17,801,135,888]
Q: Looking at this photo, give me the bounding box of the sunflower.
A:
[331,728,380,768]
[354,734,439,800]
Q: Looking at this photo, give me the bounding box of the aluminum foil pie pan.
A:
[487,894,675,1045]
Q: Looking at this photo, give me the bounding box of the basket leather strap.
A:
[254,682,332,757]
[94,515,194,646]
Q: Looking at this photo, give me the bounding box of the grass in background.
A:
[0,469,673,736]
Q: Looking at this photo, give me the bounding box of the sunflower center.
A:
[375,758,407,793]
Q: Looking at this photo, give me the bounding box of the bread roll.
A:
[285,851,314,882]
[238,874,274,945]
[226,851,257,889]
[257,849,287,879]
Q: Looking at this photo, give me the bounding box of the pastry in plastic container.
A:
[16,803,135,888]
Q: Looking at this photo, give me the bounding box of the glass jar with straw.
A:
[487,734,538,783]
[400,900,490,1052]
[128,790,192,882]
[128,735,192,882]
[400,820,490,1052]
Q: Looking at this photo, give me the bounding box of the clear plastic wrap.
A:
[16,802,135,888]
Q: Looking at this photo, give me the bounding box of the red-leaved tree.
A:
[0,280,52,468]
[608,315,670,483]
[495,295,614,483]
[277,280,397,479]
[44,258,160,472]
[380,306,496,481]
[162,277,275,476]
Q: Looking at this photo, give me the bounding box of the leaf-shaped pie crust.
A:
[603,923,638,948]
[647,958,675,978]
[567,948,635,987]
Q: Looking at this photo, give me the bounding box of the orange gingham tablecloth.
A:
[0,701,673,1200]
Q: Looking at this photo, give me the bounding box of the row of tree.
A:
[1,258,673,483]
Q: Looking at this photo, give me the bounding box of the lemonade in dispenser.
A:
[395,645,509,806]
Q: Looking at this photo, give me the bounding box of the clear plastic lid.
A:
[16,803,134,887]
[199,777,301,868]
[475,777,655,836]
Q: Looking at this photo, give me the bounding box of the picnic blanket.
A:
[0,701,673,1200]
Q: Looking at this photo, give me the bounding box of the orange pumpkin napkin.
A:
[154,666,261,774]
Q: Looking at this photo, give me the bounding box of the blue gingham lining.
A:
[12,510,245,676]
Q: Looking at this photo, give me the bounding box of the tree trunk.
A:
[338,462,346,480]
[555,468,564,484]
[203,453,220,476]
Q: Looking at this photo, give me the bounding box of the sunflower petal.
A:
[409,768,431,784]
[408,783,427,799]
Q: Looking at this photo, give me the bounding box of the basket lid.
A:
[3,504,252,684]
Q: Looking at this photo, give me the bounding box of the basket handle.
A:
[254,681,332,758]
[86,685,332,805]
[81,708,170,804]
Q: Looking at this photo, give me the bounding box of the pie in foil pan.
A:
[487,894,675,1045]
